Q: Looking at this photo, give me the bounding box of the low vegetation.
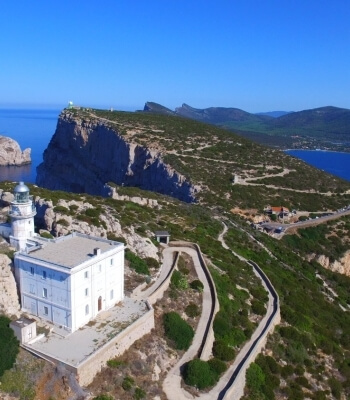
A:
[163,312,194,350]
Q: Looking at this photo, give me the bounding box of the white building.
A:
[8,182,125,333]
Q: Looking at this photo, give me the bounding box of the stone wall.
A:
[76,303,154,386]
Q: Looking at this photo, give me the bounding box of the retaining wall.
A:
[77,303,155,386]
[23,303,155,387]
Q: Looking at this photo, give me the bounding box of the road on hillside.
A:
[262,207,350,232]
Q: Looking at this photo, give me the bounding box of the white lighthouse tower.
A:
[9,182,37,250]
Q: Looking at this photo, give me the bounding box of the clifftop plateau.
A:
[36,110,197,202]
[0,136,31,166]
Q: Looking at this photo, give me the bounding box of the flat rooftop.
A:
[21,233,123,269]
[24,297,148,367]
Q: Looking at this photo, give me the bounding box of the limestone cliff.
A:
[315,252,350,277]
[0,136,31,166]
[36,110,197,202]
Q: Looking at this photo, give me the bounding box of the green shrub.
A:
[145,257,160,269]
[133,387,146,399]
[0,316,19,377]
[93,395,114,400]
[171,270,188,290]
[125,250,150,275]
[246,363,265,392]
[40,231,54,239]
[251,299,266,316]
[53,205,69,213]
[183,359,216,389]
[69,204,79,212]
[56,219,70,227]
[207,358,227,378]
[163,312,194,350]
[122,376,134,391]
[85,207,102,218]
[185,303,200,318]
[190,279,204,292]
[212,340,235,361]
[107,359,126,368]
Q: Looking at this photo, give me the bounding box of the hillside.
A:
[1,107,350,399]
[37,108,350,212]
[144,102,350,151]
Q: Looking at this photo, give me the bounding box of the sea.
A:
[286,149,350,182]
[0,108,60,183]
[1,109,350,184]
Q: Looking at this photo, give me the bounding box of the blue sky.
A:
[1,1,349,112]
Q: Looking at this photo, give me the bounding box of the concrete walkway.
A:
[162,223,280,400]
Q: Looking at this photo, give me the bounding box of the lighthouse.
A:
[9,182,37,250]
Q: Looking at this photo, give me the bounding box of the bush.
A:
[107,359,126,368]
[246,363,265,392]
[93,396,114,400]
[183,359,216,389]
[56,218,70,227]
[125,250,150,275]
[163,312,194,350]
[145,257,159,269]
[40,231,54,239]
[0,316,19,377]
[185,303,200,318]
[212,340,235,361]
[122,376,134,391]
[133,387,146,399]
[251,299,266,316]
[207,358,227,378]
[171,270,188,290]
[53,205,69,213]
[190,279,204,292]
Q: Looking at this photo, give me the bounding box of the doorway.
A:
[98,296,102,311]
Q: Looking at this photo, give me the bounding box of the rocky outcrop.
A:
[0,136,31,166]
[36,110,197,202]
[315,252,350,277]
[0,254,20,317]
[34,197,159,260]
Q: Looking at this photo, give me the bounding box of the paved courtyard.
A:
[24,297,148,367]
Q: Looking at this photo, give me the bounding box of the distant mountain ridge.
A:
[142,102,350,147]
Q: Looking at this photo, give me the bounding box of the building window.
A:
[85,288,89,297]
[98,264,102,273]
[30,266,34,275]
[110,258,114,266]
[85,304,89,315]
[43,288,48,298]
[29,284,35,294]
[84,271,89,279]
[110,289,114,300]
[44,306,48,315]
[42,271,47,279]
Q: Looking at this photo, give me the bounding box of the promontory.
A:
[0,136,31,166]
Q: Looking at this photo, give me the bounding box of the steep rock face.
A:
[0,254,20,317]
[36,111,196,202]
[0,136,31,166]
[316,252,350,277]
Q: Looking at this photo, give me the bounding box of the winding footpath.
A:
[133,226,280,400]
